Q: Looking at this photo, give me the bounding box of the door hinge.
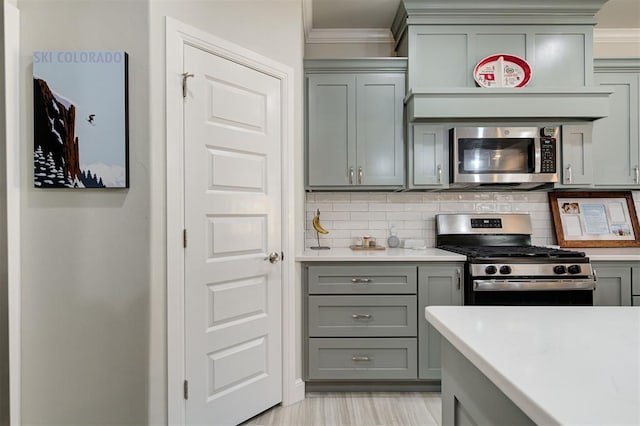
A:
[183,380,189,400]
[182,72,194,98]
[183,229,187,248]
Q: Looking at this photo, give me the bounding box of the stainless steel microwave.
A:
[450,126,559,189]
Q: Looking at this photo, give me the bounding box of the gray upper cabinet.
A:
[556,123,593,188]
[305,59,407,190]
[592,59,640,188]
[306,74,356,187]
[408,124,449,189]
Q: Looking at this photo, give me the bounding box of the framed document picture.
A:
[549,191,640,247]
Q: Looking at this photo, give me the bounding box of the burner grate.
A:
[438,245,586,259]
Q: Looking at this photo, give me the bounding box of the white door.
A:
[183,44,282,425]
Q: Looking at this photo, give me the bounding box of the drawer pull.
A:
[351,277,370,283]
[351,313,372,319]
[351,356,371,362]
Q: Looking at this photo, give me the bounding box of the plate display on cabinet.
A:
[473,54,531,88]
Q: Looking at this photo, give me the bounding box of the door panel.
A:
[183,44,282,425]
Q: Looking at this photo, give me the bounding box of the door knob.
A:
[264,252,281,264]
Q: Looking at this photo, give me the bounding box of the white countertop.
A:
[297,246,640,262]
[425,306,640,426]
[581,247,640,262]
[296,247,466,262]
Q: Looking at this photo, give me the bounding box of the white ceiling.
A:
[310,0,640,30]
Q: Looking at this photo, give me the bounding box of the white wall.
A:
[16,0,304,424]
[18,0,151,423]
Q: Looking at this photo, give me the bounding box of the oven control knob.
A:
[568,265,582,274]
[553,265,567,274]
[499,265,512,274]
[485,265,497,275]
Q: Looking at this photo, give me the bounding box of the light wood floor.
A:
[242,392,442,426]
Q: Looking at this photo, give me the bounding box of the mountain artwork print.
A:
[32,51,129,188]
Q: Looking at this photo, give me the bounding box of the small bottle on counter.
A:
[387,226,400,248]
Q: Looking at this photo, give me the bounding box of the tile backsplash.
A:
[305,191,640,249]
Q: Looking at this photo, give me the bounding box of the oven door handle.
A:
[473,279,596,291]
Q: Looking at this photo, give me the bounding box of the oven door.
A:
[465,277,595,306]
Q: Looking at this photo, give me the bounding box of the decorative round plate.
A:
[473,54,531,88]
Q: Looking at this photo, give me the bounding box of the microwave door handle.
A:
[533,138,542,173]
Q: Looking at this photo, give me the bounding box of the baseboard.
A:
[304,380,442,393]
[283,379,305,406]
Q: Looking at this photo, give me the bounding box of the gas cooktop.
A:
[438,245,586,259]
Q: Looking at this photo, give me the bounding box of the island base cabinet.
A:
[307,338,417,380]
[441,340,536,426]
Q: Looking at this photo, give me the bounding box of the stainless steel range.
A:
[436,213,596,305]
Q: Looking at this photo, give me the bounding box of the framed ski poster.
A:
[32,50,129,188]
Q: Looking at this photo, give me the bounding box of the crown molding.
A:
[305,28,394,44]
[594,28,640,44]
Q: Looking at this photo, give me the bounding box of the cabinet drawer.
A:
[308,295,417,337]
[308,264,417,294]
[307,338,417,380]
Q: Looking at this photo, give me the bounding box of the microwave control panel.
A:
[540,138,556,173]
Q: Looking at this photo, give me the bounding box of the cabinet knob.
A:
[349,166,354,185]
[634,166,639,184]
[358,166,364,185]
[566,164,573,184]
[351,277,370,283]
[437,165,442,183]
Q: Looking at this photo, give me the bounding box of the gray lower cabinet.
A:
[307,264,417,294]
[418,265,463,379]
[307,338,418,380]
[592,262,633,306]
[305,59,407,190]
[304,262,464,385]
[633,266,640,306]
[308,295,417,337]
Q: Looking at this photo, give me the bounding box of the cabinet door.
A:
[558,124,593,187]
[409,124,448,188]
[593,73,640,187]
[418,264,463,379]
[355,74,405,186]
[306,74,356,187]
[593,264,632,306]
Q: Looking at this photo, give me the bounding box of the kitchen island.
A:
[426,306,640,425]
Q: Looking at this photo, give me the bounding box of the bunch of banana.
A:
[312,209,329,234]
